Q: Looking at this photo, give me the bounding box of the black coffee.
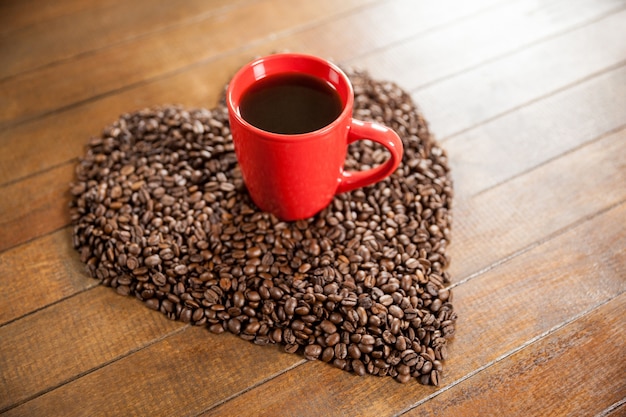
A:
[239,73,343,134]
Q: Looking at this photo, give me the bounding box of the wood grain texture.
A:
[403,293,626,417]
[2,50,624,254]
[0,228,95,325]
[2,146,621,415]
[415,9,626,141]
[352,0,625,92]
[448,126,626,280]
[199,196,626,417]
[0,287,185,412]
[0,0,504,185]
[445,65,626,197]
[0,163,73,253]
[599,400,626,417]
[0,0,128,35]
[2,1,625,415]
[0,0,375,126]
[4,327,304,417]
[0,0,252,78]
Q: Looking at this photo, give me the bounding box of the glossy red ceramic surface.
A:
[227,53,403,221]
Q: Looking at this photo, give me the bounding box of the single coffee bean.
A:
[320,320,337,334]
[209,323,225,334]
[430,369,440,386]
[227,318,241,334]
[321,346,335,363]
[334,343,348,360]
[421,360,433,375]
[352,359,366,376]
[348,344,362,359]
[304,344,322,360]
[325,332,341,347]
[284,344,299,354]
[144,254,161,267]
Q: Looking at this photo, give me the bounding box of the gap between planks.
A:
[439,60,626,145]
[6,191,625,412]
[3,0,592,131]
[0,325,191,414]
[0,0,260,81]
[0,0,385,129]
[4,0,623,185]
[404,3,626,95]
[392,292,626,416]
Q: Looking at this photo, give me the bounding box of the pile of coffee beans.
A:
[70,68,455,385]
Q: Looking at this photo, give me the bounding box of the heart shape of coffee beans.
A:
[70,68,456,385]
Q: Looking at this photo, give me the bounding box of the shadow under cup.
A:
[227,53,402,221]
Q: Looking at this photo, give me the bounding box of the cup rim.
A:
[226,53,354,142]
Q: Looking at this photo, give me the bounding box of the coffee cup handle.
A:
[336,119,404,194]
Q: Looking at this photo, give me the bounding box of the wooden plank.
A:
[0,0,127,35]
[281,0,507,63]
[351,0,625,92]
[0,228,96,326]
[448,126,626,280]
[0,286,184,412]
[0,92,624,328]
[198,188,626,417]
[445,65,626,198]
[0,163,72,253]
[2,2,622,416]
[403,294,626,417]
[0,0,255,78]
[2,65,624,256]
[0,0,507,185]
[1,5,623,190]
[0,0,375,126]
[413,9,626,140]
[3,109,621,415]
[3,324,305,417]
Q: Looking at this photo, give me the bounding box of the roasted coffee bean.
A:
[348,344,362,359]
[192,308,204,322]
[145,298,159,311]
[284,297,297,316]
[334,343,348,360]
[430,370,441,386]
[388,305,404,319]
[70,71,456,386]
[151,272,167,287]
[209,323,225,334]
[352,359,366,376]
[271,328,283,343]
[284,344,299,354]
[325,332,341,347]
[227,318,241,334]
[144,255,161,267]
[320,320,337,334]
[396,372,412,384]
[421,360,433,375]
[333,359,347,370]
[361,334,375,345]
[304,344,322,360]
[321,346,335,363]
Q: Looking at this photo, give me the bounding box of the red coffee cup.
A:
[227,53,403,221]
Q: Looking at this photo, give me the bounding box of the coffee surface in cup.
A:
[239,73,343,134]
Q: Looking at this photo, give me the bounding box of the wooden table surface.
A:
[1,0,625,416]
